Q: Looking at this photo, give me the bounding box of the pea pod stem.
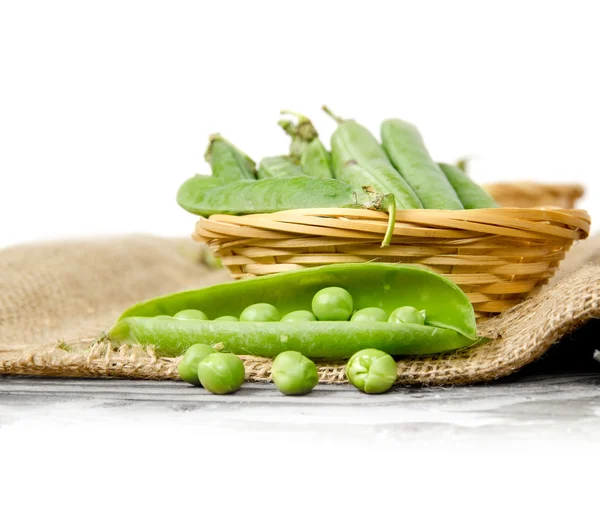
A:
[362,186,396,248]
[456,157,470,174]
[321,105,345,124]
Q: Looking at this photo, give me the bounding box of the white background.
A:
[2,2,599,514]
[1,0,599,249]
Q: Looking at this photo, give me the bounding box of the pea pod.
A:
[380,119,464,209]
[323,106,423,210]
[204,134,256,183]
[108,264,479,359]
[300,138,333,179]
[176,175,397,247]
[176,174,228,212]
[278,111,333,179]
[177,175,364,216]
[438,162,500,209]
[257,156,306,179]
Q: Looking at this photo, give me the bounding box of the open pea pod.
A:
[108,264,480,359]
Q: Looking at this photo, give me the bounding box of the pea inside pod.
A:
[351,307,388,323]
[281,310,317,322]
[174,309,208,321]
[109,264,479,359]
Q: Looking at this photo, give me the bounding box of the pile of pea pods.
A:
[176,106,499,247]
[109,264,482,395]
[108,109,501,395]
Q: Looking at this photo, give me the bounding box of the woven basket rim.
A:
[199,206,591,238]
[204,205,589,217]
[483,181,585,191]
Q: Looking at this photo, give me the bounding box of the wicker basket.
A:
[193,207,591,320]
[482,182,584,209]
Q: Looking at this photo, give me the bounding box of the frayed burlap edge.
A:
[2,262,600,386]
[0,339,347,384]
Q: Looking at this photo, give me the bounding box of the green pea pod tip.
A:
[203,133,222,162]
[278,110,319,142]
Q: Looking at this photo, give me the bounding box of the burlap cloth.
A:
[2,233,600,386]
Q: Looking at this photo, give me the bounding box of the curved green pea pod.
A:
[380,119,464,210]
[176,174,225,211]
[257,156,306,179]
[177,175,364,217]
[204,134,256,183]
[108,264,480,359]
[176,175,397,247]
[323,106,423,210]
[301,138,333,179]
[438,162,500,209]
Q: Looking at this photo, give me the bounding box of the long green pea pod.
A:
[380,119,464,210]
[204,134,256,183]
[108,264,480,359]
[323,106,423,210]
[257,156,306,179]
[178,175,363,216]
[177,175,397,247]
[300,138,334,179]
[438,163,500,209]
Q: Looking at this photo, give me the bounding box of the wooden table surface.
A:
[3,368,599,518]
[2,370,600,442]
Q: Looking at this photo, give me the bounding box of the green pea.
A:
[155,315,172,319]
[281,310,317,322]
[174,309,208,320]
[239,303,280,322]
[177,343,215,386]
[388,306,425,325]
[350,307,388,323]
[197,353,245,395]
[214,315,239,322]
[271,351,319,396]
[311,287,353,321]
[345,349,397,394]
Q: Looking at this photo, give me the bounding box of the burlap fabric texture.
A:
[1,233,600,386]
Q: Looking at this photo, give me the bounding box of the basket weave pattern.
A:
[483,182,584,209]
[193,207,590,320]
